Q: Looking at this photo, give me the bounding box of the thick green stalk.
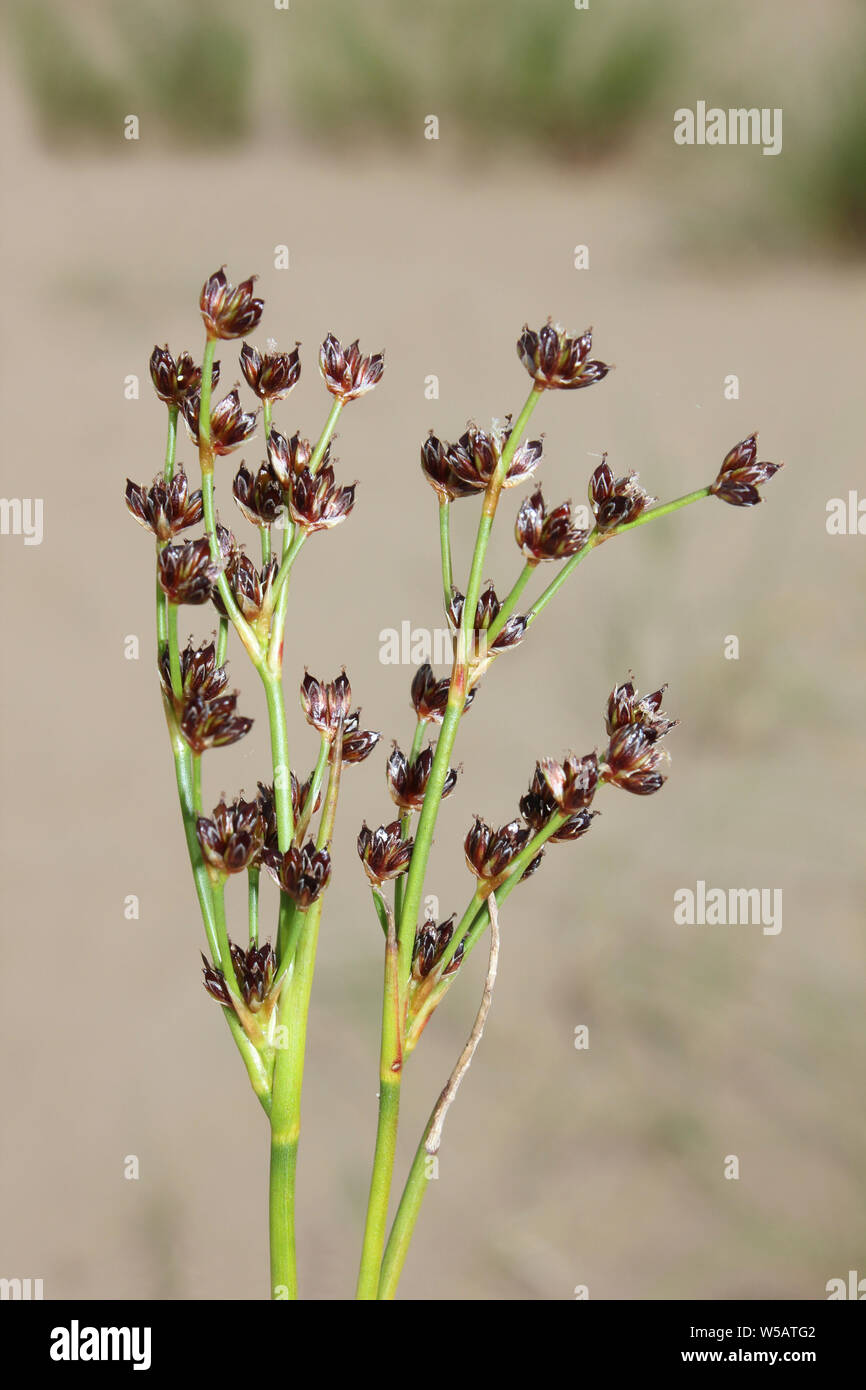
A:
[247,866,260,948]
[356,894,403,1299]
[268,731,343,1299]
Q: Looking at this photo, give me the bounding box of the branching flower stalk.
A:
[127,281,783,1301]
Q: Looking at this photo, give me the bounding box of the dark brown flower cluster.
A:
[421,422,542,501]
[159,640,253,753]
[300,671,379,762]
[515,489,589,563]
[589,456,655,532]
[290,463,356,532]
[201,269,264,341]
[183,387,258,456]
[159,639,227,710]
[598,677,676,795]
[710,434,783,507]
[410,663,475,724]
[464,817,542,886]
[197,797,264,876]
[150,347,219,408]
[386,745,458,810]
[263,842,332,908]
[447,585,527,654]
[240,342,301,401]
[202,940,277,1013]
[126,471,203,542]
[520,765,597,842]
[518,321,610,391]
[267,428,318,487]
[262,428,354,531]
[357,821,413,885]
[411,914,463,983]
[320,334,384,403]
[212,550,279,626]
[158,537,218,605]
[233,461,285,528]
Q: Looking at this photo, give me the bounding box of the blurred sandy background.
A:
[1,0,864,1300]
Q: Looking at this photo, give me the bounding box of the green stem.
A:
[247,866,260,948]
[263,671,295,846]
[356,892,403,1299]
[216,615,228,666]
[268,728,343,1299]
[486,560,535,645]
[309,397,343,474]
[192,752,202,815]
[167,602,183,699]
[528,488,711,629]
[438,498,453,613]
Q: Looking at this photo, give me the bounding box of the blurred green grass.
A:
[7,0,866,248]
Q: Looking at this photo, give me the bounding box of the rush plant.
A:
[126,269,783,1300]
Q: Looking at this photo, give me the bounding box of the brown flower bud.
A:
[340,711,381,765]
[126,471,203,542]
[202,941,277,1012]
[212,552,279,624]
[589,456,656,532]
[448,585,527,653]
[159,640,228,709]
[319,333,384,402]
[464,816,533,882]
[180,692,253,754]
[518,321,610,391]
[601,725,670,795]
[157,537,218,605]
[515,489,589,563]
[420,433,479,501]
[386,744,457,810]
[430,422,542,494]
[300,671,352,738]
[710,433,783,507]
[183,387,258,455]
[200,268,264,341]
[201,954,232,1006]
[233,461,285,527]
[196,797,264,875]
[539,753,599,813]
[149,346,219,407]
[267,428,317,488]
[412,914,457,981]
[520,765,598,842]
[410,664,476,722]
[357,821,413,884]
[605,677,677,742]
[240,341,301,400]
[289,464,355,532]
[263,842,332,907]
